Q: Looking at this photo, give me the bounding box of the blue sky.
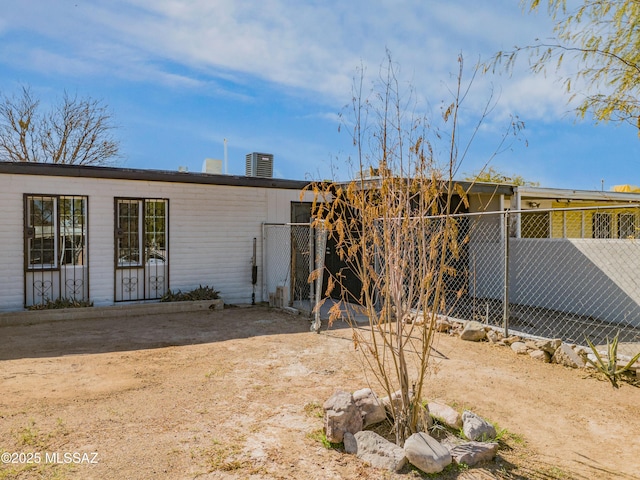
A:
[1,0,638,190]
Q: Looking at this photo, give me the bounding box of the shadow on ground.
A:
[0,306,351,361]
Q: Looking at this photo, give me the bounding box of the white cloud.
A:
[0,0,574,122]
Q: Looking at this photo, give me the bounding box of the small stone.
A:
[402,313,415,324]
[573,346,589,359]
[343,432,357,454]
[353,388,387,427]
[428,402,462,429]
[353,431,407,472]
[446,441,499,466]
[552,343,586,369]
[404,432,452,474]
[510,341,528,354]
[529,349,551,363]
[381,389,413,413]
[534,338,561,355]
[462,411,497,442]
[486,330,500,344]
[435,316,452,332]
[460,321,487,342]
[503,335,522,346]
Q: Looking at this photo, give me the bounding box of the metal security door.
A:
[115,198,169,301]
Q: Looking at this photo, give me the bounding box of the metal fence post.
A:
[503,211,510,338]
[312,221,327,333]
[261,223,267,302]
[309,222,315,307]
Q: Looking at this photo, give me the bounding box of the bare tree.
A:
[308,54,523,446]
[0,86,119,165]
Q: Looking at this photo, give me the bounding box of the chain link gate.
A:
[437,206,640,352]
[262,223,326,321]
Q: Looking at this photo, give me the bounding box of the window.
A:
[26,196,57,268]
[592,213,612,239]
[26,195,87,269]
[116,200,141,266]
[521,212,549,238]
[116,199,167,267]
[144,200,166,264]
[60,197,87,266]
[618,213,636,239]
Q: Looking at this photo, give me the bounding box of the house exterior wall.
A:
[508,238,640,323]
[468,226,640,327]
[547,202,640,239]
[0,170,309,311]
[467,197,504,300]
[464,194,640,327]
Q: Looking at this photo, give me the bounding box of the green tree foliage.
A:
[493,0,640,131]
[0,85,120,165]
[464,166,539,186]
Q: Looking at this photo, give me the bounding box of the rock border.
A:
[323,388,501,475]
[448,318,640,377]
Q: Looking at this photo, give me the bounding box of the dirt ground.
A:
[0,306,639,480]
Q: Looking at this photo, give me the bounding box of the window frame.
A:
[592,212,613,239]
[25,194,89,271]
[618,212,636,239]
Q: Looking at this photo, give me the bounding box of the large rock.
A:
[351,431,407,472]
[462,411,497,441]
[404,432,452,474]
[552,343,586,368]
[460,321,486,342]
[353,388,386,427]
[428,402,462,429]
[443,440,499,466]
[323,390,363,443]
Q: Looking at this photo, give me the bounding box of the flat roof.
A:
[0,161,310,190]
[516,185,640,202]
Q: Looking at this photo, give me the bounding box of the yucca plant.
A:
[584,332,640,388]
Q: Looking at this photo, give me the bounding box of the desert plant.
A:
[160,285,220,302]
[27,297,93,310]
[585,332,640,388]
[306,429,341,449]
[307,54,523,446]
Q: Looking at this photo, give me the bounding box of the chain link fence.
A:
[262,223,318,312]
[440,206,640,349]
[263,209,640,349]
